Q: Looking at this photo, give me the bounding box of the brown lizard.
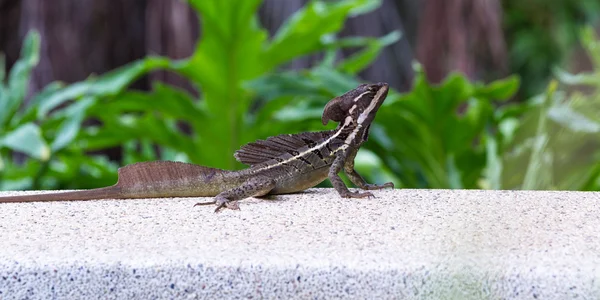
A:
[0,82,394,212]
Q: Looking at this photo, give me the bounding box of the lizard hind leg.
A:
[196,176,276,213]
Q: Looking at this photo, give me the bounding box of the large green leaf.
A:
[174,0,387,169]
[0,123,50,161]
[49,96,97,152]
[474,76,520,100]
[34,57,170,118]
[0,31,40,127]
[336,31,401,74]
[265,0,381,69]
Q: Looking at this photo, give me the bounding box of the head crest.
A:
[321,96,350,125]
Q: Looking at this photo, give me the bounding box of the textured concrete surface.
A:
[0,188,599,299]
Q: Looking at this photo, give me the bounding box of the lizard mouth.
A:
[356,83,389,125]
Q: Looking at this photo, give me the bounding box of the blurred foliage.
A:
[249,64,520,189]
[503,0,600,99]
[0,0,400,190]
[373,66,519,189]
[0,32,170,190]
[0,1,598,192]
[500,26,600,191]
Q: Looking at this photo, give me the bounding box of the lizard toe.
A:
[363,182,394,190]
[342,191,375,199]
[225,201,240,210]
[194,200,216,207]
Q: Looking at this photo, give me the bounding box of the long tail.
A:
[0,186,120,203]
[0,161,232,203]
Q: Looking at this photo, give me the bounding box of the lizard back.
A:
[233,128,353,193]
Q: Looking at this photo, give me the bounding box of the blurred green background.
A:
[0,0,599,191]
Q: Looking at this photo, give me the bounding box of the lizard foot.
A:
[194,199,240,213]
[214,198,240,213]
[341,191,375,199]
[362,182,394,190]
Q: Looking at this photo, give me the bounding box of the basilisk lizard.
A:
[0,83,393,212]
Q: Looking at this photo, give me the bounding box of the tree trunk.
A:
[145,0,198,92]
[416,0,507,83]
[1,0,422,94]
[14,0,148,94]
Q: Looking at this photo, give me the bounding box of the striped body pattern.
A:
[0,83,394,212]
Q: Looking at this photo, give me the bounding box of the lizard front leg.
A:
[195,176,275,213]
[343,149,394,190]
[328,152,374,198]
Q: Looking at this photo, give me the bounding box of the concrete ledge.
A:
[0,189,599,299]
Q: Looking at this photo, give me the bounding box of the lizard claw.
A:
[214,201,239,213]
[195,196,240,213]
[214,203,226,213]
[382,182,394,189]
[213,199,240,213]
[194,200,216,207]
[363,182,394,190]
[342,191,375,199]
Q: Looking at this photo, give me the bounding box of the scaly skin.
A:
[0,83,394,212]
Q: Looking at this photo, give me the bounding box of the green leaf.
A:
[175,0,269,168]
[483,131,502,190]
[264,0,381,69]
[446,155,463,189]
[311,66,362,95]
[580,164,600,191]
[17,82,64,125]
[123,139,159,165]
[521,134,552,190]
[519,83,556,190]
[50,96,97,152]
[474,75,520,100]
[337,31,401,74]
[0,31,40,127]
[80,113,201,162]
[46,153,119,189]
[553,67,600,86]
[580,26,600,68]
[348,0,382,15]
[0,123,50,161]
[548,104,600,133]
[92,83,205,128]
[36,57,170,118]
[245,71,323,100]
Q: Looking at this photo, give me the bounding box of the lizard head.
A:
[321,82,389,127]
